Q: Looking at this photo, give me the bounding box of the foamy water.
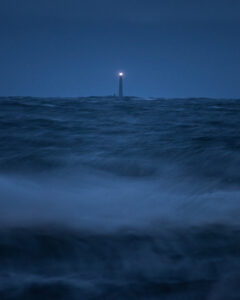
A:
[1,97,240,299]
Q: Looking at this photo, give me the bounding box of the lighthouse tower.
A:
[118,72,123,98]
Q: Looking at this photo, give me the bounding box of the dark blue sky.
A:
[0,0,240,98]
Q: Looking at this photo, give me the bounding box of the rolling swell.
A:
[1,225,240,299]
[1,97,240,299]
[1,225,240,300]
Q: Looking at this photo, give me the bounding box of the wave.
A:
[1,97,240,299]
[1,223,240,299]
[1,163,240,231]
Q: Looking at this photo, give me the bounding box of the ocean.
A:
[1,96,240,299]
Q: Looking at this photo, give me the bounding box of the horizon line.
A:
[0,95,240,100]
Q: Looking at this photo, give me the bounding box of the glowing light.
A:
[119,72,124,77]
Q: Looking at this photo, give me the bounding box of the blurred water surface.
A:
[1,97,240,299]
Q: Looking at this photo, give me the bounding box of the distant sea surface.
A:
[1,97,240,300]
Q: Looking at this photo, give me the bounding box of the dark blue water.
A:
[1,97,240,299]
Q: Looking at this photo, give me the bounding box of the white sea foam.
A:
[1,168,239,232]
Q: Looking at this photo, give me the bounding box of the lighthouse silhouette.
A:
[118,72,123,97]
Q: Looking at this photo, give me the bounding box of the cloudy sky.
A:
[0,0,240,97]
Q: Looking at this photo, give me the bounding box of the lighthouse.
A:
[118,72,123,97]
